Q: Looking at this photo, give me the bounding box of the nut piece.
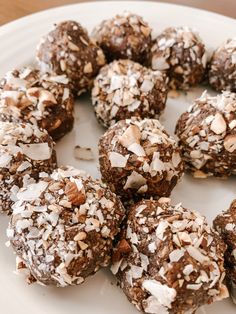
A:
[65,181,86,206]
[119,125,141,148]
[224,135,236,152]
[210,113,227,134]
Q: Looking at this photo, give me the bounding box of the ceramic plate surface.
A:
[0,1,236,313]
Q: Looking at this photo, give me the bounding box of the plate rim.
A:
[1,0,236,34]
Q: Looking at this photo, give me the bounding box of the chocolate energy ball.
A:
[92,59,168,128]
[92,12,152,65]
[112,198,228,314]
[0,121,57,215]
[7,166,125,287]
[151,26,207,90]
[0,67,74,141]
[37,20,106,95]
[175,91,236,178]
[213,200,236,304]
[99,118,184,201]
[209,38,236,92]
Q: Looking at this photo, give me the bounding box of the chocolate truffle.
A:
[0,121,57,214]
[92,12,152,65]
[37,20,106,95]
[92,59,168,128]
[175,91,236,178]
[0,67,74,141]
[112,198,228,314]
[151,26,207,90]
[7,166,125,287]
[209,38,236,92]
[99,118,184,201]
[213,200,236,304]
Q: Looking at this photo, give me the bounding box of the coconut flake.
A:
[20,143,51,160]
[17,161,31,172]
[144,296,168,314]
[119,125,141,147]
[124,171,147,190]
[156,220,169,240]
[186,246,209,263]
[140,80,154,93]
[0,153,12,167]
[128,143,146,156]
[108,152,129,168]
[152,56,170,70]
[17,181,48,201]
[142,280,176,308]
[169,249,185,262]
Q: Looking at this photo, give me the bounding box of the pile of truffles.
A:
[0,8,235,314]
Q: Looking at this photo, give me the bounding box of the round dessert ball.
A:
[7,166,125,287]
[151,26,207,90]
[37,20,106,95]
[0,121,57,215]
[175,91,236,178]
[92,12,152,65]
[0,66,74,141]
[92,59,168,128]
[213,200,236,303]
[209,38,236,92]
[112,198,228,314]
[99,118,184,201]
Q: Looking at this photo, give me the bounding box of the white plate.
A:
[0,1,236,313]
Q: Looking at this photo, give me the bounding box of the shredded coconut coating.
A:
[112,199,228,314]
[8,166,125,287]
[0,66,74,141]
[92,59,168,128]
[214,200,236,303]
[151,26,207,90]
[0,121,57,214]
[37,20,106,95]
[99,118,184,201]
[175,91,236,178]
[209,38,236,92]
[92,12,152,65]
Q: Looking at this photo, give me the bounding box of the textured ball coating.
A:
[213,200,236,303]
[92,12,152,65]
[99,118,184,201]
[92,59,168,128]
[0,121,57,214]
[0,67,74,141]
[209,38,236,92]
[37,20,106,95]
[112,199,228,314]
[7,167,125,287]
[151,26,207,90]
[175,91,236,178]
